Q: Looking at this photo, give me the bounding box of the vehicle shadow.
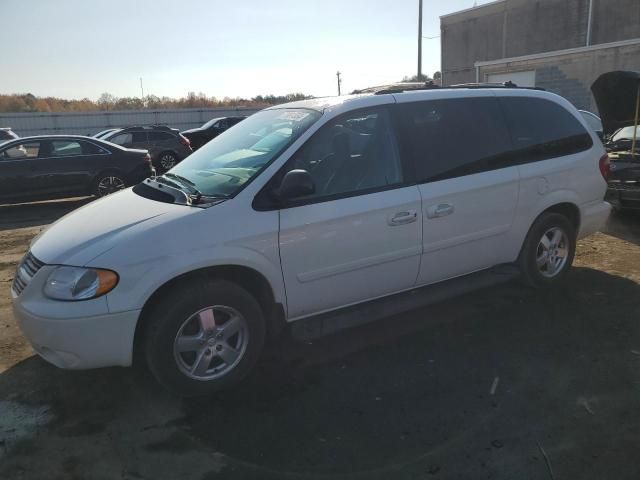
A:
[1,268,640,480]
[604,209,640,246]
[0,197,93,231]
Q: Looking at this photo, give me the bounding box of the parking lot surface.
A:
[1,199,640,479]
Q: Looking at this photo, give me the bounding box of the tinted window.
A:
[1,142,40,160]
[148,131,174,142]
[109,133,132,145]
[51,141,82,156]
[81,141,108,154]
[131,132,147,143]
[500,97,592,162]
[217,119,229,129]
[394,97,512,183]
[281,106,403,200]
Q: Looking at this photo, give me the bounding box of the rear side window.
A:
[499,97,592,162]
[148,131,174,142]
[51,141,82,156]
[394,97,513,183]
[131,132,148,143]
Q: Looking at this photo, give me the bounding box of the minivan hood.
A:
[591,70,640,134]
[31,188,191,266]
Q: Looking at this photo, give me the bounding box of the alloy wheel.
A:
[97,176,125,196]
[536,227,569,278]
[160,154,177,170]
[173,305,249,381]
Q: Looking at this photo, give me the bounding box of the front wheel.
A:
[518,212,576,288]
[144,279,266,396]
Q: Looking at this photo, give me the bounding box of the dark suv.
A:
[103,125,192,172]
[0,128,19,143]
[181,116,246,150]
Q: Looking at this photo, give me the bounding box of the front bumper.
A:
[11,263,140,370]
[13,303,140,369]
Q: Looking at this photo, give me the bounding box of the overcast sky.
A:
[2,0,494,100]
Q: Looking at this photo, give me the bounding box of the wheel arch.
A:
[133,264,286,363]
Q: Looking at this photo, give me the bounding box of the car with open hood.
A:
[592,70,640,210]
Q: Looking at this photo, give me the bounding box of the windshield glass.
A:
[169,108,321,197]
[612,125,640,141]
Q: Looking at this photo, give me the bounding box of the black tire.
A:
[93,171,126,197]
[158,151,178,172]
[518,212,576,288]
[144,279,266,396]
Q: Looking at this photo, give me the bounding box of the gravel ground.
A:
[1,198,640,480]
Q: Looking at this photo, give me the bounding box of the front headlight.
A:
[44,266,119,301]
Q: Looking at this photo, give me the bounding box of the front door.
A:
[276,106,423,319]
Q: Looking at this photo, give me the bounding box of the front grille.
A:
[12,251,45,296]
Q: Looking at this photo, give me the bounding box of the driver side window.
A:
[282,107,403,201]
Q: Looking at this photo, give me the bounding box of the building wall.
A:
[477,42,640,111]
[0,107,260,137]
[441,0,640,86]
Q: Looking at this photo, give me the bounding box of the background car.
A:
[92,128,119,139]
[102,125,192,172]
[181,116,246,150]
[0,127,19,144]
[605,125,640,153]
[0,135,154,204]
[578,110,604,140]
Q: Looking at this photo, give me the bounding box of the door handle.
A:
[388,210,418,226]
[427,203,454,219]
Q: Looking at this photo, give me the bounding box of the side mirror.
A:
[278,169,315,200]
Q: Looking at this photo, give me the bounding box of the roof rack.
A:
[117,124,177,132]
[353,81,545,95]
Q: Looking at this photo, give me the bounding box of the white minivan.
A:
[11,85,611,395]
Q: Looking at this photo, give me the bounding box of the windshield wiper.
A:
[165,172,197,187]
[161,173,204,202]
[161,173,232,204]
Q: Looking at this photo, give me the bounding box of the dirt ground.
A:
[1,198,640,480]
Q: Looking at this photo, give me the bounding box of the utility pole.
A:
[336,71,342,96]
[418,0,423,80]
[140,77,144,101]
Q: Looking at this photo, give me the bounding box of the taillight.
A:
[179,135,191,149]
[144,153,152,164]
[599,154,610,181]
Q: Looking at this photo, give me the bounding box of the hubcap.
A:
[97,176,125,196]
[160,154,176,170]
[173,305,249,381]
[536,227,569,278]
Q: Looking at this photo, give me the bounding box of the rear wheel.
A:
[518,212,576,288]
[94,172,126,197]
[144,279,266,396]
[158,151,178,171]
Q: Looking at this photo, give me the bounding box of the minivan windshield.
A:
[168,108,321,198]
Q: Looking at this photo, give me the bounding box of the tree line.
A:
[0,92,312,113]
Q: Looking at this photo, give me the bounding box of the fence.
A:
[0,107,262,137]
